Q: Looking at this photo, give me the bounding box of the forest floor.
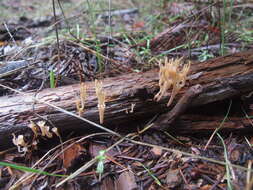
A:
[0,0,253,189]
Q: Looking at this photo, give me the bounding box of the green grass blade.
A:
[0,161,67,177]
[140,162,162,186]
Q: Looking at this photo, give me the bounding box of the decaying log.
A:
[0,50,253,149]
[173,114,253,135]
[131,24,188,53]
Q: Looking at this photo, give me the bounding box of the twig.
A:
[98,8,138,18]
[3,22,17,45]
[52,0,61,63]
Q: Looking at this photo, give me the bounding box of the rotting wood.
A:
[173,114,253,135]
[0,50,253,149]
[153,84,204,130]
[131,24,189,53]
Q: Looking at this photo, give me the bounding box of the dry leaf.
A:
[150,146,162,156]
[61,143,83,169]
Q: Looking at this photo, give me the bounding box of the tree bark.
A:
[0,50,253,149]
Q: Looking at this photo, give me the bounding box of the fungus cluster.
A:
[154,57,190,106]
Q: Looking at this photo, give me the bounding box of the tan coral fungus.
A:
[95,79,106,124]
[12,134,28,153]
[76,82,87,116]
[154,57,190,107]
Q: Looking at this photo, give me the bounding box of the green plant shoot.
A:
[50,70,55,88]
[96,150,106,176]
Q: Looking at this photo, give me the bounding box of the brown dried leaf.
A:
[117,171,137,190]
[150,147,162,156]
[166,168,182,188]
[61,143,83,169]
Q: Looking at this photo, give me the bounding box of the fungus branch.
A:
[154,57,190,107]
[76,83,87,116]
[95,79,106,124]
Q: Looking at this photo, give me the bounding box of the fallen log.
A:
[0,50,253,149]
[173,113,253,135]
